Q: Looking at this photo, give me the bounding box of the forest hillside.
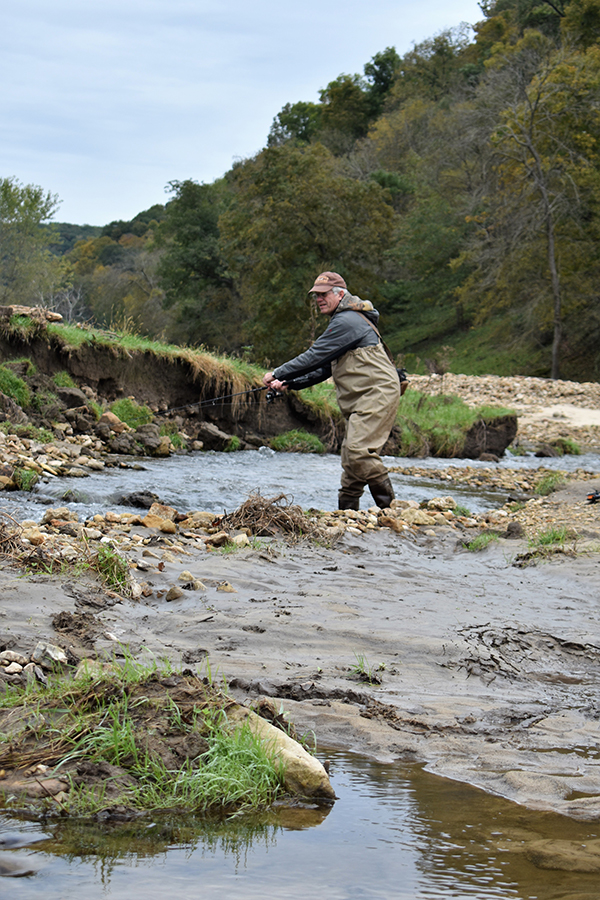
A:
[2,0,600,382]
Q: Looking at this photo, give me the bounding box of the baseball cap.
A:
[308,271,347,293]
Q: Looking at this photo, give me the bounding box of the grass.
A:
[0,661,285,816]
[453,503,471,517]
[534,472,567,496]
[350,652,383,685]
[270,429,326,454]
[4,356,36,376]
[551,437,581,456]
[224,435,241,452]
[0,364,31,407]
[110,397,154,429]
[0,422,54,443]
[530,525,570,547]
[394,390,514,457]
[90,543,131,594]
[160,421,187,450]
[463,532,499,552]
[52,370,77,389]
[12,466,39,491]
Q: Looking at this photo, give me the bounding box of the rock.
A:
[165,586,184,602]
[461,414,518,459]
[40,507,79,525]
[148,502,178,522]
[400,508,437,526]
[226,705,335,800]
[119,490,160,509]
[99,411,128,433]
[206,531,232,547]
[0,650,28,666]
[31,641,68,669]
[233,533,250,547]
[9,777,69,798]
[159,520,177,534]
[4,662,22,675]
[178,570,194,582]
[196,421,236,451]
[217,581,237,592]
[108,433,138,454]
[525,838,600,873]
[505,521,525,539]
[378,515,407,533]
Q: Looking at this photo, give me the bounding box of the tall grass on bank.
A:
[395,391,514,457]
[0,661,285,816]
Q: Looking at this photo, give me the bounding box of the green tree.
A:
[156,179,243,350]
[0,177,65,305]
[219,143,395,360]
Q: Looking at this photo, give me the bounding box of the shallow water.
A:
[2,751,599,899]
[3,449,599,523]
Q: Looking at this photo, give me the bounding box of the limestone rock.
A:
[400,508,437,526]
[165,586,184,602]
[31,641,68,669]
[227,705,336,800]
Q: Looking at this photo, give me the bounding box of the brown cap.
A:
[308,271,347,293]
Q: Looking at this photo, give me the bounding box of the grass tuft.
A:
[270,429,325,454]
[534,472,566,496]
[110,398,154,429]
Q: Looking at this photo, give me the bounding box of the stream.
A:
[3,448,600,523]
[2,750,599,898]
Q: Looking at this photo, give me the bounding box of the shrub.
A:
[270,429,325,453]
[52,371,77,389]
[534,472,566,496]
[110,398,154,429]
[0,365,31,408]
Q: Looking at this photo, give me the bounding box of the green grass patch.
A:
[551,437,581,456]
[224,435,241,452]
[0,365,31,408]
[0,422,54,443]
[12,466,39,491]
[160,421,187,450]
[534,472,567,496]
[270,429,326,454]
[453,503,472,517]
[52,370,77,389]
[0,661,285,816]
[463,532,499,552]
[110,398,154,429]
[394,390,513,457]
[296,382,340,421]
[90,543,131,594]
[4,357,36,376]
[531,525,569,547]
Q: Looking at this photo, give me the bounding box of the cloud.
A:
[0,0,483,223]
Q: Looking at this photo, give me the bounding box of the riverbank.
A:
[0,464,599,824]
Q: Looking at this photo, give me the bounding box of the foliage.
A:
[530,524,569,545]
[464,531,500,551]
[52,370,77,388]
[110,398,154,429]
[12,466,38,491]
[220,142,395,360]
[269,429,326,454]
[0,364,31,407]
[393,390,511,457]
[159,421,187,450]
[223,435,241,452]
[0,177,66,306]
[551,436,581,455]
[534,471,567,494]
[0,422,54,443]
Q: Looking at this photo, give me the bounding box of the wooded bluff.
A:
[2,0,600,382]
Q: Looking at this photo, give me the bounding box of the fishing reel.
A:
[587,489,600,504]
[266,388,284,404]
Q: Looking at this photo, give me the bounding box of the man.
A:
[263,271,400,510]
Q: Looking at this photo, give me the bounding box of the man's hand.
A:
[263,372,287,391]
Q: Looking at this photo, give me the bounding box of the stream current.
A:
[3,448,600,523]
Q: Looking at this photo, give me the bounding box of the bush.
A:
[270,429,325,453]
[110,398,154,429]
[0,365,31,408]
[52,370,77,388]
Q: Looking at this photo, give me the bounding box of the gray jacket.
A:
[273,293,380,390]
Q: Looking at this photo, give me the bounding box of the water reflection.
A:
[2,752,599,899]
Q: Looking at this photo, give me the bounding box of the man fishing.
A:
[262,271,401,510]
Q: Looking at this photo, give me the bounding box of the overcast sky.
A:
[1,0,484,226]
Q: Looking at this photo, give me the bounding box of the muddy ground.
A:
[1,474,600,821]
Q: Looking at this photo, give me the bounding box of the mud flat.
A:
[1,474,600,822]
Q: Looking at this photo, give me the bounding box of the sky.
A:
[1,0,484,226]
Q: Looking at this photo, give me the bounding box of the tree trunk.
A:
[546,211,562,380]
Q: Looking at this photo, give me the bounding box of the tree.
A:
[454,34,600,377]
[0,177,64,305]
[219,143,396,360]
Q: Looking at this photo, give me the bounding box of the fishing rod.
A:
[165,385,283,415]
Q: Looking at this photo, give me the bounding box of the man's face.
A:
[315,289,341,315]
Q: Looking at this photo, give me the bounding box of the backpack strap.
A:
[355,312,408,394]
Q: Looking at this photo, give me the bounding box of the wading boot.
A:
[369,477,395,510]
[337,490,360,511]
